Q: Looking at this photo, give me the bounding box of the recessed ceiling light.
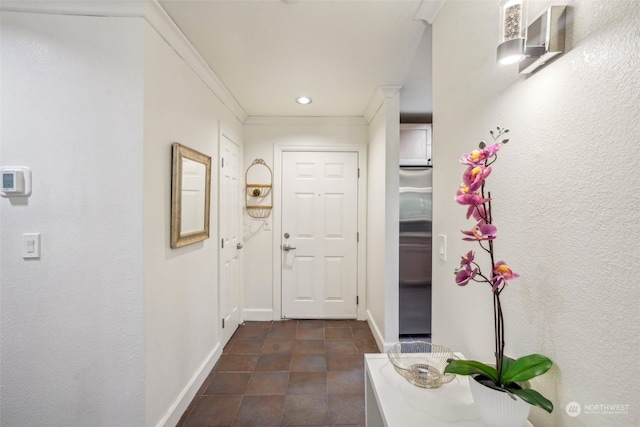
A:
[295,96,312,105]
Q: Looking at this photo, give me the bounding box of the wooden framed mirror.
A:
[170,142,212,248]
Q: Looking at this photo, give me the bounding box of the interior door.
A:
[281,151,358,319]
[219,133,241,345]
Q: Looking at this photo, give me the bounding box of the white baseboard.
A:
[242,308,275,321]
[155,342,222,427]
[365,309,398,352]
[366,309,385,352]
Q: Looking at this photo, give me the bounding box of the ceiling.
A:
[159,0,436,119]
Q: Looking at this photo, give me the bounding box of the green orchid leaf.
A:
[502,354,552,383]
[508,388,554,413]
[501,356,515,376]
[444,360,498,383]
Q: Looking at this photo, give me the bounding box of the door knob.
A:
[283,242,297,251]
[237,243,243,249]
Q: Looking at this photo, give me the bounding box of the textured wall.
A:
[432,1,640,426]
[0,9,245,427]
[0,12,145,426]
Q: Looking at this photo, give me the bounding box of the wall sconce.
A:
[497,1,567,74]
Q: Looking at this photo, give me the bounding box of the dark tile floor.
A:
[177,319,380,427]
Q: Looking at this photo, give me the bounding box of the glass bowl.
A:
[387,341,457,388]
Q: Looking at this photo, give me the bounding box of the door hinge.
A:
[222,318,225,328]
[357,168,360,178]
[221,238,224,249]
[221,157,224,168]
[357,232,359,242]
[356,295,359,305]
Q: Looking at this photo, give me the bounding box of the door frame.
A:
[273,143,368,321]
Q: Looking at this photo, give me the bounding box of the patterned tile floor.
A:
[177,319,380,427]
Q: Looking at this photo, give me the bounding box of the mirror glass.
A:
[171,143,212,248]
[180,158,207,234]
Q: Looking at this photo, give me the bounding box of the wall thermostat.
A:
[0,167,32,197]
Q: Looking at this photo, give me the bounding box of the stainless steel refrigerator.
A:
[399,166,432,335]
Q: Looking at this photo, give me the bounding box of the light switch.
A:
[23,233,40,259]
[438,234,447,261]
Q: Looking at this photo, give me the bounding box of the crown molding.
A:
[244,116,368,127]
[363,86,401,124]
[0,1,147,17]
[143,1,247,123]
[414,0,446,24]
[1,0,248,124]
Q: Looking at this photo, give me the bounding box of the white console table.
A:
[364,353,534,427]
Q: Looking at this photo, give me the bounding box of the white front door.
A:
[281,151,358,319]
[219,133,241,345]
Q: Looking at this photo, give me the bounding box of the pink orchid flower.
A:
[460,149,488,166]
[491,261,519,290]
[459,144,501,166]
[485,143,501,156]
[456,252,478,286]
[455,186,488,206]
[461,223,497,241]
[466,203,488,221]
[455,268,477,286]
[493,261,519,279]
[460,250,475,267]
[491,276,505,291]
[463,165,492,192]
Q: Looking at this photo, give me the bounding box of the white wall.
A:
[0,12,145,426]
[0,6,245,427]
[365,88,400,349]
[143,21,243,427]
[242,117,369,320]
[432,1,640,426]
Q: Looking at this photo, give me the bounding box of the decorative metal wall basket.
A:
[245,159,272,219]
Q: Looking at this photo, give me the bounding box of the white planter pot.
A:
[469,376,531,427]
